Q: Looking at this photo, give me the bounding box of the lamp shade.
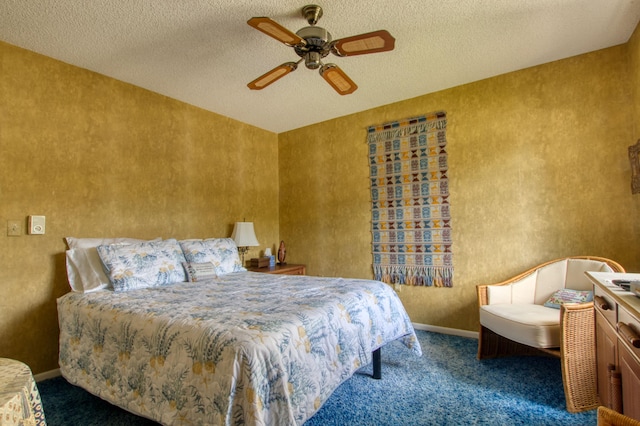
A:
[231,222,259,247]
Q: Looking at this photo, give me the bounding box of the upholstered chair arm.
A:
[476,270,539,307]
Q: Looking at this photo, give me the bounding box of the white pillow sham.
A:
[65,237,154,250]
[64,237,160,293]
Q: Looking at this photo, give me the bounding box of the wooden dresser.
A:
[587,271,640,420]
[247,263,306,276]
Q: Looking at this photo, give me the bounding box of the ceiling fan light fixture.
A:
[320,64,357,95]
[248,62,298,90]
[305,51,323,69]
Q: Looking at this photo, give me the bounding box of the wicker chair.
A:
[477,256,625,413]
[598,407,640,426]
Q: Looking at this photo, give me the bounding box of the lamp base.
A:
[238,246,249,266]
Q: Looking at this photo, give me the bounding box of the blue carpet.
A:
[37,330,596,425]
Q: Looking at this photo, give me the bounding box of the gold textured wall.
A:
[3,24,640,375]
[0,41,279,374]
[279,44,639,332]
[632,22,640,136]
[629,21,640,240]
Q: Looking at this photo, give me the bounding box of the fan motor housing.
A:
[295,26,332,69]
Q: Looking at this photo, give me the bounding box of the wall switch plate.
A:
[7,220,21,236]
[29,215,45,235]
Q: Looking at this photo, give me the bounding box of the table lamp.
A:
[231,222,259,265]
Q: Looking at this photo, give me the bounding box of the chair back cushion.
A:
[487,257,617,305]
[564,258,614,290]
[534,260,569,304]
[533,258,615,304]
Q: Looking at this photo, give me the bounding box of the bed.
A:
[57,237,421,425]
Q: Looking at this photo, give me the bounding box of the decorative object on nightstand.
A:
[277,240,286,264]
[250,257,271,268]
[231,222,259,266]
[264,248,276,267]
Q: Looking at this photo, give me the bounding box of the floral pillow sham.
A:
[179,238,246,276]
[97,238,187,292]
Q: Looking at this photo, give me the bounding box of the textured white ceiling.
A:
[2,0,640,133]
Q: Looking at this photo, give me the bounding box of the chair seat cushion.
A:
[480,304,561,348]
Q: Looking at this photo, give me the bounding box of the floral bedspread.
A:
[57,272,421,425]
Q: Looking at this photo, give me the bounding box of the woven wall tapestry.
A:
[367,112,453,287]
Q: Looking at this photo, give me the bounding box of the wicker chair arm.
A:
[559,301,599,412]
[561,301,594,317]
[476,285,489,307]
[560,302,595,338]
[597,406,640,426]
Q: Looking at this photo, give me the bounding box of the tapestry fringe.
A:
[373,265,453,287]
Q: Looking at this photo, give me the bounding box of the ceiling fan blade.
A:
[332,30,395,57]
[319,64,357,95]
[247,62,298,90]
[247,17,304,47]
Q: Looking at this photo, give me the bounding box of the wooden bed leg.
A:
[373,347,381,379]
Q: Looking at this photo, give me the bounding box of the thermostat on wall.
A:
[29,215,45,235]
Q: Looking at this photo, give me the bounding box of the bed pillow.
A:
[183,262,217,282]
[65,237,160,293]
[97,239,187,292]
[179,238,246,275]
[65,237,153,250]
[543,289,593,309]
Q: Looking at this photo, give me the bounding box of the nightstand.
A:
[247,264,306,276]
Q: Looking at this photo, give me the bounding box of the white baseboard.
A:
[412,323,479,339]
[34,368,61,382]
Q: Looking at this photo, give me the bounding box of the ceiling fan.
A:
[247,4,395,95]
